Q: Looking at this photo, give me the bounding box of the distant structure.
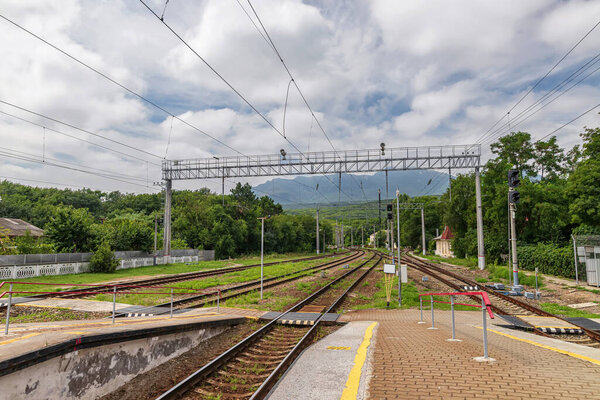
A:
[0,218,44,238]
[434,226,454,258]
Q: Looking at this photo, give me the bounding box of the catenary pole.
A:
[475,167,485,270]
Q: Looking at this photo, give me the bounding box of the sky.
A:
[0,0,599,199]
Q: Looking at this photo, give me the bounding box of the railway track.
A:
[395,252,600,348]
[23,251,348,300]
[115,250,365,317]
[156,252,381,400]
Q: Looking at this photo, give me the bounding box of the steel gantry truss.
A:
[161,144,486,270]
[162,145,481,180]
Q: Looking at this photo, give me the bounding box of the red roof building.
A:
[434,226,454,258]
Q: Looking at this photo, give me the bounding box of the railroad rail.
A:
[395,252,600,348]
[156,252,381,400]
[113,250,365,317]
[13,251,348,302]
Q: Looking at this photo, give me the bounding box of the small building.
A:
[434,225,454,258]
[0,218,44,238]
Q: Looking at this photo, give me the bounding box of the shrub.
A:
[518,243,578,279]
[89,242,119,273]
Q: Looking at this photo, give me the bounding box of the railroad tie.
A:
[537,327,583,334]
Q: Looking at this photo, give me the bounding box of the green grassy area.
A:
[539,302,600,319]
[421,254,478,269]
[350,275,478,311]
[91,256,349,306]
[1,252,331,299]
[0,307,96,324]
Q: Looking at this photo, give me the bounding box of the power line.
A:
[474,19,600,146]
[0,13,244,156]
[480,52,600,147]
[0,109,161,166]
[0,100,163,160]
[0,151,157,190]
[0,175,142,193]
[535,103,600,143]
[242,0,367,200]
[139,1,356,203]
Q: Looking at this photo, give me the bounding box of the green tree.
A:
[45,206,95,252]
[489,131,534,176]
[567,127,600,226]
[533,136,565,179]
[89,241,119,273]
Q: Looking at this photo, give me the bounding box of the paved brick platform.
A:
[340,309,600,399]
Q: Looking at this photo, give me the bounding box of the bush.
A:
[518,243,578,279]
[89,242,119,273]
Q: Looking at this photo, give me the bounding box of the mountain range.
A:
[253,170,450,208]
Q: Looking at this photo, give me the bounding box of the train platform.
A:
[0,307,248,373]
[269,308,600,400]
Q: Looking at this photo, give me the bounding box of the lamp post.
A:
[396,189,402,305]
[257,216,268,299]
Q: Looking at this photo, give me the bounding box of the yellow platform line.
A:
[340,322,377,400]
[479,327,600,366]
[0,332,41,346]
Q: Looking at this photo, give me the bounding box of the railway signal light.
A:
[387,203,393,220]
[508,169,520,188]
[509,191,520,203]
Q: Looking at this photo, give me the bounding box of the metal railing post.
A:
[420,296,423,321]
[450,295,456,340]
[428,295,436,329]
[482,297,488,359]
[217,290,220,313]
[170,288,174,318]
[112,285,116,324]
[4,283,13,335]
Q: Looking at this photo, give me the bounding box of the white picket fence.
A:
[0,255,202,280]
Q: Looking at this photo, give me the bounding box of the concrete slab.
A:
[516,314,579,328]
[5,297,133,313]
[269,321,377,400]
[0,308,247,363]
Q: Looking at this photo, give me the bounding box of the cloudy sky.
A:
[0,0,599,198]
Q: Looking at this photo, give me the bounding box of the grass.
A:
[91,256,342,306]
[539,302,600,319]
[0,307,91,324]
[1,252,329,298]
[421,254,478,269]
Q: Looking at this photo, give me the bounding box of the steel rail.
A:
[402,253,600,343]
[21,251,348,301]
[156,252,379,400]
[115,251,363,317]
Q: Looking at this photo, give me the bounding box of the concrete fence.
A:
[0,250,215,280]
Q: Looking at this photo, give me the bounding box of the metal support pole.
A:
[217,290,221,312]
[341,225,345,249]
[421,207,426,255]
[572,235,579,286]
[222,175,225,206]
[163,179,172,257]
[170,288,174,318]
[112,285,116,324]
[507,194,512,285]
[351,226,353,247]
[154,214,158,265]
[4,283,13,335]
[316,206,320,254]
[482,297,489,359]
[419,296,424,323]
[396,190,401,305]
[535,268,539,294]
[450,295,456,339]
[429,295,435,329]
[362,225,364,248]
[475,167,485,270]
[510,198,519,286]
[260,217,265,299]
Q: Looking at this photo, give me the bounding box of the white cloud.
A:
[0,0,598,194]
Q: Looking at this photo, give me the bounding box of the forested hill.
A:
[252,170,450,208]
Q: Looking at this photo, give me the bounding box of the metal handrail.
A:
[419,291,495,360]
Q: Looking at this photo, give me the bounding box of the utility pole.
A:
[421,207,426,255]
[351,226,354,247]
[378,189,382,230]
[508,169,521,288]
[475,167,485,270]
[361,225,364,248]
[341,225,345,249]
[153,214,158,265]
[316,205,320,254]
[507,194,512,286]
[396,190,401,305]
[258,216,268,299]
[163,179,172,257]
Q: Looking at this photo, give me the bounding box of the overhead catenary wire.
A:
[0,100,163,161]
[242,0,367,200]
[0,109,161,166]
[474,19,600,147]
[0,13,244,157]
[479,52,600,148]
[534,103,600,143]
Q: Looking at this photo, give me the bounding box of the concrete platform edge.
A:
[0,316,245,377]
